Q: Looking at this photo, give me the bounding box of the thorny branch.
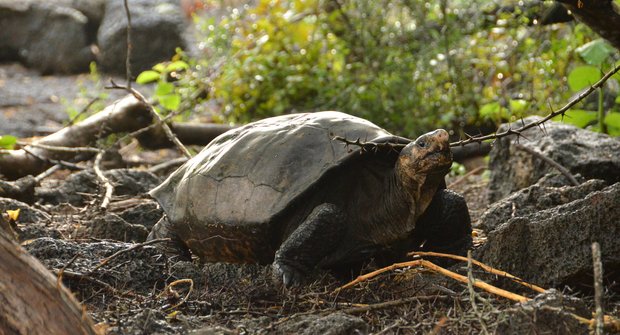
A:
[334,62,620,151]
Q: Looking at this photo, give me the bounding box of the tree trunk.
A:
[0,228,98,335]
[558,0,620,50]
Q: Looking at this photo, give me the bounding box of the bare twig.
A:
[159,278,194,311]
[34,164,62,184]
[18,142,101,154]
[592,242,604,335]
[514,144,579,186]
[342,295,451,314]
[447,165,487,189]
[332,63,620,150]
[89,238,171,273]
[336,259,530,303]
[409,251,546,293]
[123,0,133,88]
[107,80,192,158]
[450,62,620,147]
[93,150,113,211]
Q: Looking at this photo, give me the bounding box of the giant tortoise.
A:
[149,112,472,286]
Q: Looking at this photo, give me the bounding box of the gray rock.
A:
[496,289,590,335]
[89,213,149,242]
[0,0,95,73]
[0,197,50,223]
[478,178,606,232]
[476,182,620,287]
[97,0,187,74]
[488,117,620,202]
[278,312,368,335]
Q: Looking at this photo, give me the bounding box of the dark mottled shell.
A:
[150,112,399,262]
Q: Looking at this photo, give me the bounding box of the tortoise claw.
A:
[272,262,304,288]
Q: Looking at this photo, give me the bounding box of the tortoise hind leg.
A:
[413,189,473,256]
[273,203,346,287]
[148,216,192,261]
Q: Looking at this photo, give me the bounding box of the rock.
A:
[97,0,187,74]
[277,312,368,335]
[118,199,163,231]
[488,117,620,202]
[496,289,590,334]
[478,178,606,232]
[476,182,620,287]
[0,0,95,73]
[0,197,61,240]
[89,213,149,242]
[37,169,161,206]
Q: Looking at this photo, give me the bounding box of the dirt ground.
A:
[2,62,618,334]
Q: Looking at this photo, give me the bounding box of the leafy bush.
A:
[142,0,619,137]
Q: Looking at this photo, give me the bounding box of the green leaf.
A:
[479,102,500,119]
[152,63,166,73]
[567,66,600,92]
[576,39,615,66]
[165,61,190,72]
[158,94,181,111]
[604,112,620,135]
[553,109,598,128]
[0,135,17,150]
[509,99,528,114]
[136,70,161,84]
[155,82,175,96]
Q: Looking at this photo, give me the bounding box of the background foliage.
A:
[141,0,620,138]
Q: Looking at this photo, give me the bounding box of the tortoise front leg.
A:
[273,203,346,287]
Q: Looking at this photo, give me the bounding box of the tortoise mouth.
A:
[418,150,452,174]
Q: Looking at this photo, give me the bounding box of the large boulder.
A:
[476,181,620,287]
[0,0,96,73]
[97,0,187,74]
[487,117,620,202]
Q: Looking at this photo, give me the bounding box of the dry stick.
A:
[107,80,192,158]
[159,278,194,311]
[337,259,530,303]
[409,251,546,293]
[447,165,486,189]
[514,144,579,186]
[123,0,133,89]
[89,238,171,273]
[342,295,451,315]
[17,141,101,154]
[34,164,62,184]
[592,242,604,335]
[93,150,113,210]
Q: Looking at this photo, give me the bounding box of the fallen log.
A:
[0,226,98,335]
[0,95,152,180]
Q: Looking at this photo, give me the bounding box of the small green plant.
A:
[558,39,620,134]
[137,56,190,113]
[0,135,17,150]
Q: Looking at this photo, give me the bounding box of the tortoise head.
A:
[396,129,452,216]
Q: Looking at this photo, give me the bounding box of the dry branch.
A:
[0,228,98,335]
[336,259,530,303]
[409,251,546,293]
